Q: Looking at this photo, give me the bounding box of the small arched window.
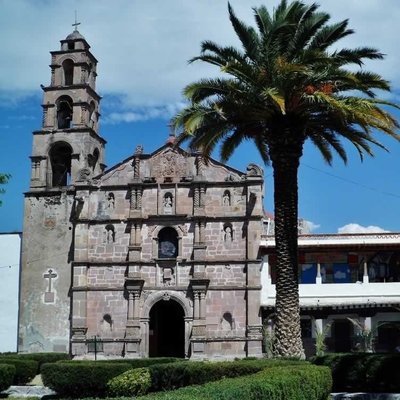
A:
[158,227,178,258]
[62,59,74,86]
[56,95,73,129]
[49,142,72,187]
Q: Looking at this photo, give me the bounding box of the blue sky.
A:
[1,0,400,234]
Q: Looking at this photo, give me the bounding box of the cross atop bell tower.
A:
[72,11,81,32]
[29,26,106,190]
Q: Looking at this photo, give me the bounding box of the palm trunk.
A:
[270,142,304,358]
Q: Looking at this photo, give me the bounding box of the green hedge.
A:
[0,358,38,385]
[312,353,400,392]
[41,361,132,397]
[0,352,69,373]
[148,358,302,392]
[135,364,332,400]
[59,357,179,369]
[0,364,15,392]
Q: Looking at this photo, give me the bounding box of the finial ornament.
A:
[72,10,81,31]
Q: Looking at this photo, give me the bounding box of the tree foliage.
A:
[172,0,399,357]
[0,174,10,207]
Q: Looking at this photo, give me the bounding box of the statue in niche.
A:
[105,225,115,243]
[107,193,115,209]
[163,193,173,214]
[100,314,113,336]
[221,312,235,333]
[224,225,233,242]
[223,191,231,206]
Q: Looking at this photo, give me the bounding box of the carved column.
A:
[194,222,200,245]
[190,279,209,359]
[128,223,142,265]
[199,185,206,208]
[193,292,200,320]
[133,156,140,180]
[199,220,205,244]
[124,279,144,357]
[130,188,137,210]
[129,186,142,218]
[194,187,200,208]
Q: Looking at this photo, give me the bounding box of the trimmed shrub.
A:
[135,364,332,400]
[59,357,179,369]
[0,352,69,374]
[148,358,306,392]
[41,361,132,397]
[107,367,152,397]
[0,364,15,392]
[0,358,38,385]
[312,353,400,393]
[17,352,70,368]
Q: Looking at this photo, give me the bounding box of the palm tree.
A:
[172,0,399,357]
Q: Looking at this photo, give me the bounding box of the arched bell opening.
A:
[149,299,185,358]
[62,59,74,86]
[56,95,73,129]
[49,142,72,187]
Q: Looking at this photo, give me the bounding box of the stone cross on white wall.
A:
[44,268,57,303]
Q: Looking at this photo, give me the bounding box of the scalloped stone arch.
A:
[141,290,192,319]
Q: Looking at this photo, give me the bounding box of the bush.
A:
[107,367,152,397]
[0,352,69,374]
[41,361,132,397]
[59,357,179,369]
[0,364,15,392]
[136,364,332,400]
[148,358,306,392]
[312,353,400,392]
[0,358,38,385]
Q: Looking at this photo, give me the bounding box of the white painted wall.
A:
[0,233,21,352]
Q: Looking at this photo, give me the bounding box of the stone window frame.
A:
[152,225,183,260]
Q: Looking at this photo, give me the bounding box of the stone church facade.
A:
[19,29,264,359]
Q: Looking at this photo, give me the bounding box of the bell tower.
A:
[19,25,106,354]
[30,25,106,189]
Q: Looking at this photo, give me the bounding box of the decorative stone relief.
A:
[246,163,263,177]
[162,292,171,301]
[152,149,187,180]
[77,168,91,182]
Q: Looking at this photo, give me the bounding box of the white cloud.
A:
[337,223,389,234]
[102,102,187,125]
[299,219,320,233]
[1,0,399,117]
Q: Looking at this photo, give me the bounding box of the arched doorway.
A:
[149,299,185,358]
